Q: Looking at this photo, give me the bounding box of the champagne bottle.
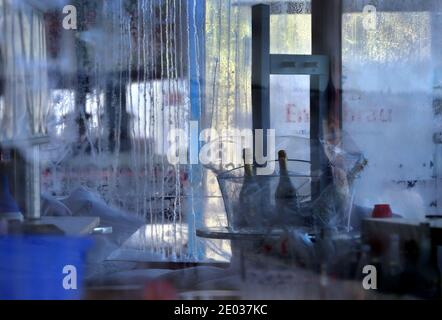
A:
[237,149,260,228]
[275,150,299,219]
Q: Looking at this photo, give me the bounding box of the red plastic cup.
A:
[372,204,393,218]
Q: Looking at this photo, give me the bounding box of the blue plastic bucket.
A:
[0,236,93,300]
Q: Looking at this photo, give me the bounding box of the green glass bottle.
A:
[275,150,299,220]
[237,148,260,228]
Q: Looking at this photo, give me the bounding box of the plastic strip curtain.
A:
[0,0,49,142]
[44,0,194,260]
[201,0,253,261]
[40,0,307,261]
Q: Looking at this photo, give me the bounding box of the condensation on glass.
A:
[0,0,49,141]
[342,0,442,217]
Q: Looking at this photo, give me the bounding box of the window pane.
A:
[342,2,442,216]
[270,13,311,54]
[270,74,311,162]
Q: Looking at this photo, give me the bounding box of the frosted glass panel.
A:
[342,2,442,217]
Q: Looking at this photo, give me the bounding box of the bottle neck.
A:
[279,157,288,176]
[244,164,254,178]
